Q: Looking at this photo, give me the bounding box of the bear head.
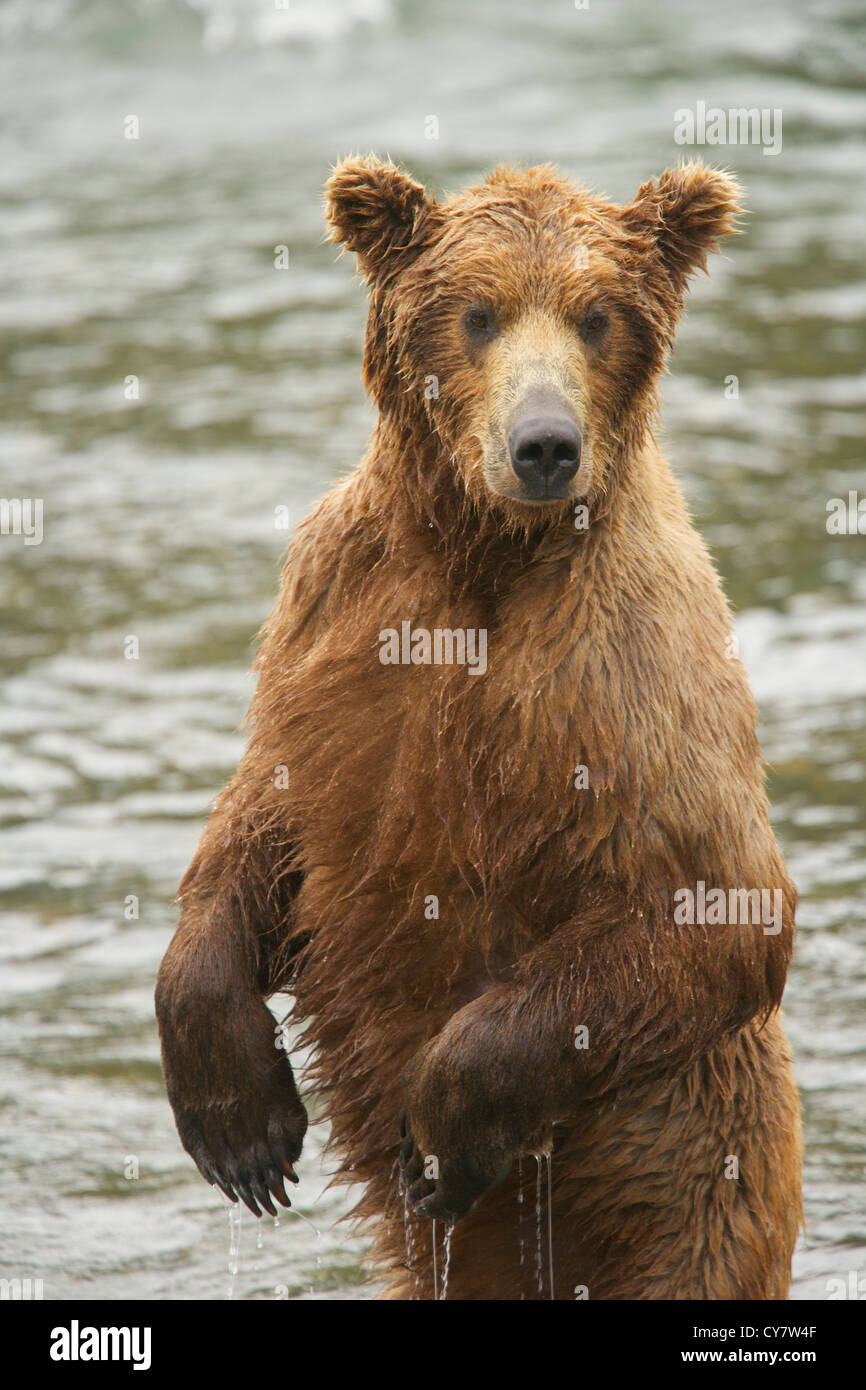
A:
[325,155,740,526]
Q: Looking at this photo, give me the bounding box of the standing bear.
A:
[155,156,802,1300]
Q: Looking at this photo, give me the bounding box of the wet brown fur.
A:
[155,156,802,1299]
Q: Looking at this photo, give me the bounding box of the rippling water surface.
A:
[0,0,864,1300]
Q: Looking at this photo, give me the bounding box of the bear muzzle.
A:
[507,389,582,501]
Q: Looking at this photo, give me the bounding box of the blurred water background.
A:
[0,0,863,1300]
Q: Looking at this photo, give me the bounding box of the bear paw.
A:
[177,1094,308,1219]
[397,1107,513,1223]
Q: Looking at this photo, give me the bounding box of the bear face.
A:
[326,157,740,525]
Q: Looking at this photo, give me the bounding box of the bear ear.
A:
[325,155,436,281]
[622,162,742,295]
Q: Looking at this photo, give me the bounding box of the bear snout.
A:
[507,394,582,500]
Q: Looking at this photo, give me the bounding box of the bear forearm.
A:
[156,896,258,1021]
[419,907,794,1149]
[155,885,309,1218]
[500,912,793,1108]
[171,793,305,998]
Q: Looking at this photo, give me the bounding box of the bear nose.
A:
[508,414,582,497]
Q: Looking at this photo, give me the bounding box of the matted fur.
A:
[155,156,802,1300]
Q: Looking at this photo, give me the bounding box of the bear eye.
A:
[463,303,497,340]
[580,308,609,343]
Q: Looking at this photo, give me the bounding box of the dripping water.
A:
[224,1197,242,1301]
[289,1205,322,1293]
[517,1156,526,1301]
[403,1191,419,1299]
[534,1156,543,1295]
[431,1218,438,1301]
[252,1211,264,1289]
[546,1151,554,1301]
[439,1221,454,1301]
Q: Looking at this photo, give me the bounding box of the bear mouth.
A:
[482,452,587,508]
[517,479,577,503]
[483,470,581,508]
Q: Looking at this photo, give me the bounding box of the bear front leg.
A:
[400,877,795,1223]
[398,996,551,1222]
[155,808,308,1217]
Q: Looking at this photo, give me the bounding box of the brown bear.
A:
[155,156,803,1300]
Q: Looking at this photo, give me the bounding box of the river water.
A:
[0,0,863,1300]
